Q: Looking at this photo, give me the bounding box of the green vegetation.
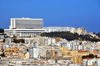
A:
[3,38,25,43]
[13,39,20,43]
[0,28,4,33]
[13,39,25,43]
[82,54,97,59]
[41,31,100,42]
[96,33,100,37]
[12,35,25,43]
[0,52,5,57]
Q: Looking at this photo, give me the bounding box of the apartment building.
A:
[5,29,46,37]
[43,27,75,32]
[70,27,87,35]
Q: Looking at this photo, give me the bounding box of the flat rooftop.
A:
[10,17,43,20]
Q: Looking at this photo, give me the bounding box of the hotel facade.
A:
[4,18,46,38]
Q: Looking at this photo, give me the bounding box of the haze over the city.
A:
[0,0,100,32]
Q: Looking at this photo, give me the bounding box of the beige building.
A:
[25,52,29,59]
[46,48,62,60]
[70,27,87,35]
[21,37,45,45]
[70,28,77,34]
[77,28,87,35]
[71,56,82,64]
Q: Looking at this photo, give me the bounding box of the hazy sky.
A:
[0,0,100,32]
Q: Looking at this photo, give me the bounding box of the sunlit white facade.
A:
[43,27,75,32]
[29,47,38,59]
[4,18,46,37]
[4,29,46,37]
[10,18,43,29]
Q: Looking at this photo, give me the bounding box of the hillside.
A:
[41,31,100,42]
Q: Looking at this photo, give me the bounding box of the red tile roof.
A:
[82,58,93,60]
[78,50,88,52]
[47,62,50,64]
[59,63,64,65]
[37,62,45,64]
[14,47,17,48]
[30,62,35,64]
[22,62,27,63]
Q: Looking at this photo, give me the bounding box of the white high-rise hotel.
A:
[4,18,46,37]
[9,18,43,29]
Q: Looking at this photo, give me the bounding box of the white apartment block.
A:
[4,29,46,38]
[29,47,38,59]
[0,33,5,39]
[43,27,75,32]
[4,17,46,37]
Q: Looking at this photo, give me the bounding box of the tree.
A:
[3,39,5,42]
[93,32,95,34]
[82,56,86,58]
[94,55,97,58]
[20,39,25,43]
[89,54,94,58]
[27,49,29,51]
[13,39,20,43]
[41,31,100,42]
[0,52,5,57]
[5,36,10,38]
[0,28,4,33]
[86,55,89,58]
[13,35,17,39]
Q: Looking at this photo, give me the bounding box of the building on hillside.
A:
[4,29,46,38]
[0,46,3,54]
[76,28,87,35]
[71,56,82,64]
[3,45,9,51]
[4,18,46,38]
[25,52,29,59]
[0,33,6,39]
[44,38,56,46]
[24,37,45,45]
[59,47,89,57]
[43,27,75,33]
[70,27,87,35]
[70,28,77,34]
[55,38,62,43]
[46,49,62,60]
[5,38,11,47]
[29,47,38,59]
[82,58,100,66]
[10,17,43,29]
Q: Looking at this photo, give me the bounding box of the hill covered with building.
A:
[41,31,100,42]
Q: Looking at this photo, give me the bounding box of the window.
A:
[67,52,71,55]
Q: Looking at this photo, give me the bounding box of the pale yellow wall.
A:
[62,50,78,57]
[76,29,82,35]
[25,52,29,59]
[78,52,89,56]
[92,50,97,54]
[59,47,89,64]
[71,56,82,64]
[59,47,89,57]
[70,28,77,33]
